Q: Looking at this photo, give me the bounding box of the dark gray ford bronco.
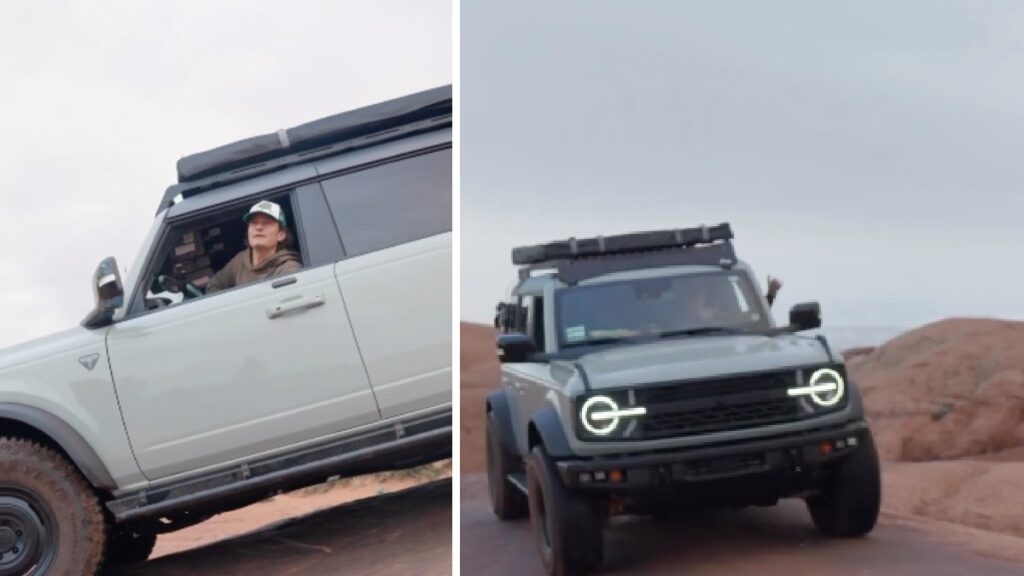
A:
[486,223,880,576]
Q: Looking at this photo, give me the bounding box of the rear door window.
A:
[321,148,452,257]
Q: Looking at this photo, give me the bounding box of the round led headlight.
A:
[580,395,647,436]
[787,368,845,407]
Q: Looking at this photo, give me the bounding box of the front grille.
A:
[642,397,799,438]
[635,371,807,439]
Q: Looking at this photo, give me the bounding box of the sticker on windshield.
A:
[565,325,587,342]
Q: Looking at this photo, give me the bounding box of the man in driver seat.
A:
[206,200,302,293]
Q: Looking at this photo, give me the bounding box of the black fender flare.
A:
[528,406,574,459]
[485,390,518,455]
[847,378,866,421]
[0,403,116,489]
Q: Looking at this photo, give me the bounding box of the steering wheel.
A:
[183,281,204,298]
[156,275,205,298]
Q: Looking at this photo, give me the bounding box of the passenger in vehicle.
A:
[675,275,784,329]
[206,200,302,293]
[685,287,728,325]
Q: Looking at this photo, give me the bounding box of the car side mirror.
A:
[789,301,822,331]
[497,333,536,363]
[494,302,527,333]
[82,257,125,329]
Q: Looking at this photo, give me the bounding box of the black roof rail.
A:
[513,223,737,284]
[157,84,452,214]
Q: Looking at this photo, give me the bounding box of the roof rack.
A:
[157,84,452,214]
[513,223,736,284]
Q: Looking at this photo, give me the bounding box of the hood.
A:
[252,248,301,273]
[0,326,105,374]
[574,334,834,390]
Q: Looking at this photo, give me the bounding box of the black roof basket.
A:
[513,223,736,284]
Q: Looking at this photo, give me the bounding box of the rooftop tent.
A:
[176,85,451,183]
[158,85,452,212]
[512,223,737,284]
[512,223,733,265]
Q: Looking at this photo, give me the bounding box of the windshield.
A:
[556,271,770,348]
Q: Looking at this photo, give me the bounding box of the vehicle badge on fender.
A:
[79,353,100,371]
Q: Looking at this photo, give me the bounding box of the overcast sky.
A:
[461,0,1024,338]
[0,0,450,349]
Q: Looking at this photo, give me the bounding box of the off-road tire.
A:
[526,445,603,576]
[104,529,157,566]
[0,437,106,576]
[807,431,881,537]
[486,412,527,520]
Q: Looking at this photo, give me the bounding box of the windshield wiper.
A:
[566,327,754,347]
[657,326,752,339]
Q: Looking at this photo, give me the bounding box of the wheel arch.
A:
[485,390,519,455]
[527,406,574,459]
[0,403,116,490]
[847,378,866,420]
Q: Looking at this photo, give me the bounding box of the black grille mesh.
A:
[635,372,806,439]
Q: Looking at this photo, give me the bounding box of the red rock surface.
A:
[460,322,499,475]
[848,318,1024,462]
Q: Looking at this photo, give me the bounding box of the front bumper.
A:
[556,420,870,493]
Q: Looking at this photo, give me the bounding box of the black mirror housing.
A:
[789,301,822,331]
[82,257,124,329]
[497,332,536,363]
[494,302,527,333]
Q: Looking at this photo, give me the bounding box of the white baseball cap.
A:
[243,200,286,226]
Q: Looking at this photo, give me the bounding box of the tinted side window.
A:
[522,296,546,352]
[322,148,452,257]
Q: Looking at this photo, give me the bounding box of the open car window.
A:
[139,195,301,313]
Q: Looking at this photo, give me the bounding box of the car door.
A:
[318,146,452,420]
[106,199,381,480]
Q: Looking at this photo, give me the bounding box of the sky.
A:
[461,0,1024,340]
[0,0,450,349]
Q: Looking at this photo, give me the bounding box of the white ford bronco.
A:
[0,86,452,575]
[486,224,880,576]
